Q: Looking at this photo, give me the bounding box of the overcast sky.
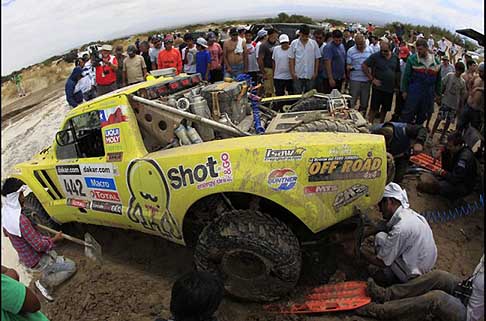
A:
[1,0,484,75]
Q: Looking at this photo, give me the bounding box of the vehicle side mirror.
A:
[55,129,75,146]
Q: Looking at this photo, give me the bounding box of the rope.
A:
[422,194,484,224]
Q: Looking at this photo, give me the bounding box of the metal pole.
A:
[129,95,251,137]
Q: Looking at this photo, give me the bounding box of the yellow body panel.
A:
[11,82,387,246]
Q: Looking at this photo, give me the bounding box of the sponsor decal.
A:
[85,177,117,191]
[264,147,306,161]
[91,200,123,215]
[308,155,382,182]
[333,184,368,209]
[56,165,81,175]
[99,106,128,128]
[67,198,90,209]
[104,128,121,144]
[328,144,352,156]
[267,168,298,191]
[167,153,233,190]
[79,164,113,177]
[126,159,182,240]
[304,184,338,195]
[107,152,123,162]
[91,190,121,202]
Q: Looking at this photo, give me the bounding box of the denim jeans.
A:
[293,78,315,94]
[33,251,77,290]
[224,63,244,79]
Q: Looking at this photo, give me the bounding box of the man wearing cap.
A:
[95,44,119,95]
[223,27,248,79]
[1,178,76,301]
[289,25,321,94]
[360,182,437,286]
[182,33,197,75]
[158,35,183,74]
[123,45,147,86]
[207,32,223,82]
[149,35,164,71]
[346,34,374,114]
[440,56,455,79]
[195,37,211,81]
[322,29,346,94]
[258,28,278,97]
[272,34,293,99]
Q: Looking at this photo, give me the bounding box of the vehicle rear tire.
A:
[194,209,301,301]
[291,119,366,133]
[23,193,59,230]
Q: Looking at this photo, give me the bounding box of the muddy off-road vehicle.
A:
[9,71,391,301]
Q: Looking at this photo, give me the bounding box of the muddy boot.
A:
[355,302,385,318]
[366,277,387,303]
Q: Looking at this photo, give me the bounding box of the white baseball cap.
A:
[196,37,208,48]
[279,34,290,43]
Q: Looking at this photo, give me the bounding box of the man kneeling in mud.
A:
[1,178,76,301]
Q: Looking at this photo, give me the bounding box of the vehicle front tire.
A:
[194,209,301,301]
[23,193,59,229]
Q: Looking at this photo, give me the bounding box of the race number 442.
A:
[62,178,87,197]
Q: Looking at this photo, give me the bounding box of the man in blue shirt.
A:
[322,29,346,94]
[195,38,211,81]
[346,34,373,114]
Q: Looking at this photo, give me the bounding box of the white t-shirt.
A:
[467,255,484,321]
[255,41,262,59]
[272,45,292,80]
[370,43,380,53]
[427,38,435,49]
[247,43,259,72]
[182,46,197,74]
[375,206,437,282]
[438,40,448,52]
[149,46,163,65]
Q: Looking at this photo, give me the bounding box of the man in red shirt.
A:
[1,178,76,301]
[157,35,183,74]
[207,32,223,82]
[95,44,119,96]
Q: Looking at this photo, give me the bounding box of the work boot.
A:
[366,277,387,303]
[35,280,54,302]
[354,302,384,318]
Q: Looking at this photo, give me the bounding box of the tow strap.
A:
[264,281,371,314]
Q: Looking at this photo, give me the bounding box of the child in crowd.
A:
[195,38,211,81]
[430,62,467,144]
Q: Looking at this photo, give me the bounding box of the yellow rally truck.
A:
[9,73,388,301]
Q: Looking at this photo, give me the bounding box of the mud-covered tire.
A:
[23,193,59,229]
[194,210,301,301]
[386,152,396,185]
[291,119,363,133]
[287,97,329,112]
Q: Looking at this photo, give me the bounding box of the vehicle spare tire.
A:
[287,97,330,112]
[291,119,367,133]
[23,193,60,230]
[194,209,301,302]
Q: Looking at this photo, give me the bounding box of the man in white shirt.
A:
[369,36,380,53]
[357,255,484,321]
[182,33,197,74]
[427,35,435,51]
[360,183,437,285]
[149,35,164,71]
[289,25,321,93]
[438,37,449,57]
[272,34,293,99]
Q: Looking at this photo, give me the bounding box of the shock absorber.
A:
[235,73,265,134]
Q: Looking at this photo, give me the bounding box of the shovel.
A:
[36,224,103,264]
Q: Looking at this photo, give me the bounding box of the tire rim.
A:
[221,249,269,281]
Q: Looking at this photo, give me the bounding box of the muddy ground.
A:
[29,178,483,321]
[2,83,483,321]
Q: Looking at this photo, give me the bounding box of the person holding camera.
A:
[356,254,484,321]
[95,44,118,96]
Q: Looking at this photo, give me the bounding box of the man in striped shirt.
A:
[2,178,76,302]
